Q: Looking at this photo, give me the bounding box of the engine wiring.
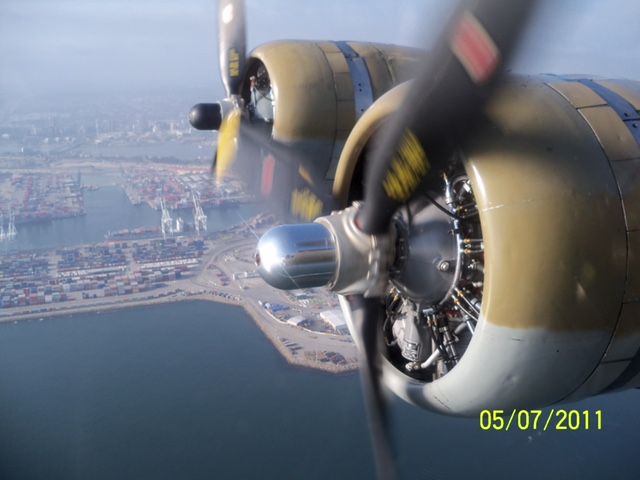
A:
[383,167,484,381]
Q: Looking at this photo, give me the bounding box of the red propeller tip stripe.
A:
[450,12,500,85]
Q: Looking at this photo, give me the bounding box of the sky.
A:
[0,0,639,100]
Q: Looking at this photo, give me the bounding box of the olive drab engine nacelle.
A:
[258,74,640,415]
[218,41,423,217]
[191,40,423,217]
[242,41,422,174]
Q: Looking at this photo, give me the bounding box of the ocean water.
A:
[0,301,639,480]
[0,302,373,480]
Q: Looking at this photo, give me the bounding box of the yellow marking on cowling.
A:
[290,188,323,221]
[298,166,314,186]
[229,48,241,77]
[216,108,241,183]
[382,130,429,202]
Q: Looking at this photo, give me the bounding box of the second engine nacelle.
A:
[239,41,422,181]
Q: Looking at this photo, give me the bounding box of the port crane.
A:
[7,211,17,240]
[175,217,184,234]
[0,211,16,243]
[192,191,208,234]
[159,198,174,239]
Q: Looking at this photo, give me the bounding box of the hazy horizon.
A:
[1,0,639,102]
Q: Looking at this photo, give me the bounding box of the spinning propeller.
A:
[189,0,246,180]
[189,0,332,216]
[347,2,539,477]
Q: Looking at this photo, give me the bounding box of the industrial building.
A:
[319,310,349,335]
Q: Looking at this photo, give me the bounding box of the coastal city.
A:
[0,92,357,374]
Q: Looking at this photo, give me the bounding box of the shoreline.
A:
[0,293,358,375]
[0,184,357,375]
[242,301,357,375]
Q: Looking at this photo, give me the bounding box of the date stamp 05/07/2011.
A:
[479,409,603,432]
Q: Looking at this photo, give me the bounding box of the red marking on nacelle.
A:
[261,154,276,196]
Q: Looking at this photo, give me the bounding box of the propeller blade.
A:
[215,107,242,181]
[357,0,539,235]
[345,295,397,480]
[218,0,247,97]
[212,118,336,220]
[210,149,217,175]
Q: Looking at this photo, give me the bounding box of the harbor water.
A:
[1,301,640,480]
[0,184,259,253]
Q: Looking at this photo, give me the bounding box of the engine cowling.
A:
[332,75,640,415]
[238,41,423,182]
